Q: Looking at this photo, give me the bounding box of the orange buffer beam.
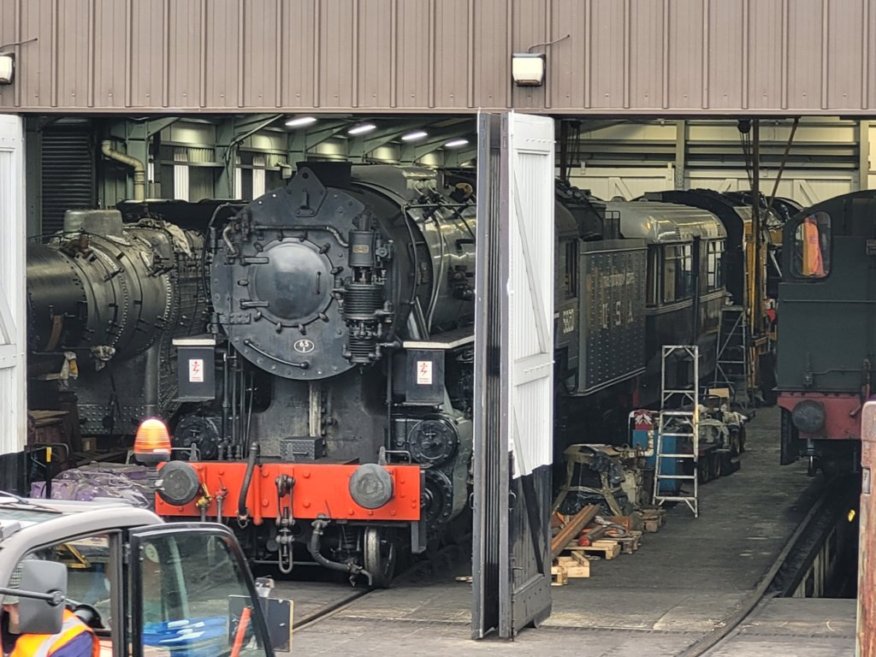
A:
[155,462,422,523]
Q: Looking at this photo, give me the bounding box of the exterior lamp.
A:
[511,53,546,87]
[0,54,14,85]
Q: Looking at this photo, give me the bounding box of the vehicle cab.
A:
[0,495,288,657]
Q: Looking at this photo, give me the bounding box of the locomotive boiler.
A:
[158,163,478,585]
[27,210,207,436]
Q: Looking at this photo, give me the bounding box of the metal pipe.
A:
[308,518,372,586]
[101,140,146,202]
[143,344,160,417]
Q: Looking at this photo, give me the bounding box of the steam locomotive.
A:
[27,163,728,584]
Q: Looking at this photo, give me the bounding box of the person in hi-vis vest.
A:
[1,566,98,657]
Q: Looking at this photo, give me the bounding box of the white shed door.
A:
[0,115,26,455]
[505,114,555,478]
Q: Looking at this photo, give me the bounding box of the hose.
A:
[238,441,259,521]
[308,518,372,586]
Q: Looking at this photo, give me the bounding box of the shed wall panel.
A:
[473,0,511,109]
[435,0,471,109]
[205,0,242,108]
[667,0,704,110]
[511,0,548,111]
[2,0,876,114]
[280,0,316,108]
[827,0,864,110]
[93,0,126,108]
[358,0,393,108]
[548,0,586,109]
[317,0,355,108]
[243,0,279,108]
[396,0,431,109]
[167,0,203,108]
[629,0,665,110]
[707,0,743,110]
[786,0,824,110]
[589,0,625,109]
[55,0,90,108]
[130,0,166,108]
[0,0,16,109]
[747,0,782,110]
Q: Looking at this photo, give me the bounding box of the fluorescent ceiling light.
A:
[285,116,317,128]
[348,123,377,136]
[444,139,469,148]
[401,130,428,142]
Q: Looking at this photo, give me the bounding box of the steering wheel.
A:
[66,600,104,630]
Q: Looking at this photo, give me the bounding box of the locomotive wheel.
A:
[363,528,397,589]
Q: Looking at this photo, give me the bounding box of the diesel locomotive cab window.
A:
[793,211,831,279]
[706,241,724,290]
[662,244,693,303]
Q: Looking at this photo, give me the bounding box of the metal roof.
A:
[609,200,727,244]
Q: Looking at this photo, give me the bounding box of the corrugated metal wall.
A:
[2,0,876,115]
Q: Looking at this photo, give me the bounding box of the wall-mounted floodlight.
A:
[0,54,14,85]
[285,116,317,128]
[401,130,428,142]
[348,123,377,136]
[511,53,546,87]
[444,139,469,149]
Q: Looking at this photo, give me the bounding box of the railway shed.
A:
[0,1,875,655]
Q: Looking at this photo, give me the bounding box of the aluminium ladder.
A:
[653,345,700,517]
[713,305,750,407]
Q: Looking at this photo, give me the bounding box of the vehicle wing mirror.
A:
[18,560,66,635]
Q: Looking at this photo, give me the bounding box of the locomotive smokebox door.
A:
[173,336,216,401]
[406,350,445,405]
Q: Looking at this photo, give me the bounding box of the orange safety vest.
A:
[9,610,98,657]
[802,216,825,277]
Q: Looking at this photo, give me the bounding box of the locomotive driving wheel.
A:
[363,527,397,588]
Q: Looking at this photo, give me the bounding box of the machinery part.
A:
[308,518,372,586]
[27,212,206,433]
[791,399,826,433]
[156,461,202,506]
[422,470,454,526]
[348,464,394,510]
[238,442,260,521]
[275,475,296,575]
[174,414,223,461]
[408,417,458,466]
[101,141,145,201]
[362,527,396,589]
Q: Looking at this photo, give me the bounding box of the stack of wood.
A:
[549,505,650,585]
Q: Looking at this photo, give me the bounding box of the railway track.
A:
[679,476,857,657]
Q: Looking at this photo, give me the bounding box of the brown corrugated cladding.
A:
[2,0,876,115]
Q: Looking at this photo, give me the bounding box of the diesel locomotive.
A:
[27,163,728,583]
[777,190,876,475]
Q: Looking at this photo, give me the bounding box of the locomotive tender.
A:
[777,190,876,475]
[27,163,728,583]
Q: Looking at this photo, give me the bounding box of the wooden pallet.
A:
[567,539,621,560]
[551,553,590,585]
[638,508,666,533]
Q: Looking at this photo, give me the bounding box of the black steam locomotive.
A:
[27,163,727,584]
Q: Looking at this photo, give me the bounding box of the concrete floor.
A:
[280,407,854,656]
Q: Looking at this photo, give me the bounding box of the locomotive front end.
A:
[164,163,477,585]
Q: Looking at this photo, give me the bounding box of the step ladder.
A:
[654,345,700,517]
[713,305,751,406]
